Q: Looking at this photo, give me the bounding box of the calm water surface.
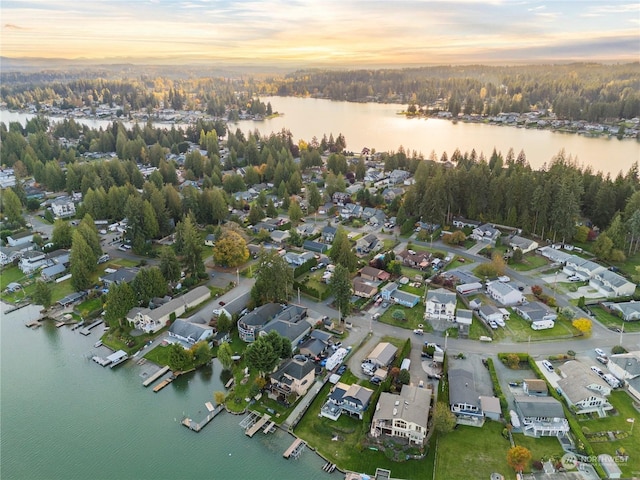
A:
[0,303,331,480]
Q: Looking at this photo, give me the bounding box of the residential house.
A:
[589,269,637,298]
[298,337,327,359]
[602,301,640,322]
[332,192,351,206]
[536,246,573,264]
[370,385,432,445]
[557,360,613,415]
[607,352,640,401]
[237,303,283,342]
[321,382,374,421]
[509,235,539,254]
[296,223,318,237]
[563,256,605,280]
[359,266,390,282]
[425,288,457,321]
[258,304,311,349]
[522,379,548,397]
[366,342,398,368]
[41,263,66,282]
[204,234,216,247]
[100,267,139,288]
[452,217,481,229]
[448,368,484,426]
[128,286,211,334]
[470,224,501,242]
[479,396,502,420]
[478,305,506,324]
[269,357,315,403]
[380,282,420,308]
[18,251,47,274]
[356,234,382,255]
[514,396,569,437]
[51,196,76,218]
[389,169,410,184]
[381,187,404,203]
[486,281,524,306]
[353,277,378,299]
[270,230,290,245]
[168,319,214,345]
[396,249,431,270]
[514,302,557,324]
[284,251,315,267]
[252,221,277,234]
[455,309,473,335]
[456,282,483,295]
[321,226,337,244]
[0,246,23,266]
[6,231,34,247]
[302,240,329,253]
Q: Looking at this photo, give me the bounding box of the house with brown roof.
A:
[370,385,432,445]
[353,277,378,299]
[269,357,315,403]
[359,265,390,282]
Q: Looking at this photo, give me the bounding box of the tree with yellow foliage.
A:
[213,230,249,267]
[572,317,592,335]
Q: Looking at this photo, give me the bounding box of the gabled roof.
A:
[261,318,310,343]
[169,319,211,341]
[557,360,610,402]
[610,352,640,377]
[448,368,480,407]
[426,288,456,305]
[310,329,332,343]
[241,303,282,327]
[273,357,314,381]
[373,385,431,427]
[299,338,326,356]
[515,396,565,418]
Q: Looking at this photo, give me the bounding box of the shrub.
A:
[612,345,627,354]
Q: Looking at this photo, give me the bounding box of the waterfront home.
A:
[602,301,640,321]
[0,246,22,266]
[41,263,66,282]
[18,250,47,274]
[269,357,315,403]
[370,385,432,445]
[168,319,214,346]
[321,382,374,421]
[448,368,484,426]
[366,342,397,368]
[486,281,524,306]
[128,286,211,334]
[557,361,613,415]
[424,288,457,321]
[298,337,327,359]
[100,267,139,287]
[257,305,310,349]
[514,396,569,437]
[480,396,502,421]
[238,303,283,342]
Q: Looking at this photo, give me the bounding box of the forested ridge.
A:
[2,63,639,122]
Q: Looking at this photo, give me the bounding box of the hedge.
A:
[486,358,508,413]
[293,280,331,301]
[294,257,317,277]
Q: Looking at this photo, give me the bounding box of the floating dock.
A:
[181,404,224,432]
[283,438,306,459]
[153,377,174,392]
[322,462,337,473]
[143,366,171,387]
[263,421,276,434]
[107,350,128,368]
[224,378,235,389]
[245,414,271,438]
[25,321,41,329]
[79,319,103,336]
[55,321,65,328]
[92,355,111,367]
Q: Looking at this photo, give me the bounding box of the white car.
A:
[595,348,607,357]
[489,320,499,330]
[542,360,554,372]
[590,366,604,377]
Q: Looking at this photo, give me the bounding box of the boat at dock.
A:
[245,413,271,438]
[106,350,128,368]
[94,340,103,348]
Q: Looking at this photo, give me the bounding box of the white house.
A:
[514,302,557,323]
[51,196,76,218]
[370,385,432,445]
[471,224,501,242]
[514,396,569,437]
[18,251,48,274]
[321,382,374,421]
[563,256,605,280]
[424,288,457,321]
[478,305,506,324]
[6,231,34,247]
[603,301,640,322]
[509,235,538,254]
[607,351,640,401]
[168,319,214,345]
[589,269,637,298]
[557,360,613,415]
[486,281,524,305]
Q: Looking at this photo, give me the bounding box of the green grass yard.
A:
[377,303,432,332]
[590,304,640,333]
[508,254,549,271]
[504,310,581,342]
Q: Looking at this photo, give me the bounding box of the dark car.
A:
[336,365,347,375]
[218,300,226,306]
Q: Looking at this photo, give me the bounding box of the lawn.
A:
[578,391,640,477]
[504,310,582,342]
[75,296,104,318]
[435,421,515,479]
[590,304,640,333]
[512,433,565,462]
[468,317,494,340]
[508,254,549,272]
[377,303,432,332]
[0,266,27,289]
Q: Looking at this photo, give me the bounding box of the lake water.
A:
[2,97,639,176]
[0,303,332,480]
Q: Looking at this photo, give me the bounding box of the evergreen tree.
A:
[159,247,181,283]
[70,230,97,291]
[330,264,352,320]
[329,227,357,271]
[33,280,53,308]
[251,249,293,305]
[104,282,137,328]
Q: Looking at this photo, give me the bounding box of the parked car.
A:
[370,377,382,385]
[595,348,607,357]
[590,366,604,377]
[413,328,424,335]
[489,320,499,330]
[381,302,389,308]
[336,365,347,375]
[542,360,554,372]
[596,356,609,365]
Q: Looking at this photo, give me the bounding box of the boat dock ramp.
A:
[79,319,103,336]
[322,462,337,473]
[153,376,174,392]
[262,421,276,434]
[245,413,271,438]
[181,403,224,432]
[92,349,128,368]
[143,366,171,387]
[25,320,41,329]
[283,438,306,459]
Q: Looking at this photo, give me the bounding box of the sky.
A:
[1,0,639,66]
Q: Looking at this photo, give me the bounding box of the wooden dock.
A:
[283,438,305,459]
[181,404,224,432]
[79,319,103,336]
[25,321,41,329]
[245,414,271,437]
[263,421,276,434]
[153,376,174,392]
[143,366,171,387]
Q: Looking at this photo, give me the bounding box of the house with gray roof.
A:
[509,235,539,254]
[302,240,329,253]
[284,251,315,266]
[6,231,34,247]
[478,305,505,323]
[237,303,283,342]
[514,302,557,323]
[537,246,573,264]
[366,342,397,368]
[298,338,327,358]
[563,256,605,280]
[589,269,636,298]
[321,382,374,421]
[321,226,337,243]
[370,385,432,445]
[258,304,310,349]
[41,263,66,282]
[19,250,48,274]
[269,357,315,403]
[168,319,213,345]
[603,301,640,321]
[471,224,500,242]
[607,351,640,401]
[514,396,569,437]
[557,361,613,415]
[101,267,139,287]
[487,281,524,305]
[425,288,457,321]
[448,368,484,426]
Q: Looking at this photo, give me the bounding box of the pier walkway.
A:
[79,319,103,336]
[245,413,271,437]
[143,366,171,387]
[181,404,224,432]
[283,438,306,459]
